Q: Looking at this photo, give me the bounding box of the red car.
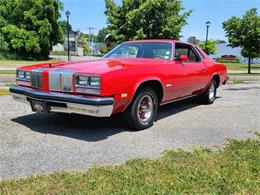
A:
[10,40,228,130]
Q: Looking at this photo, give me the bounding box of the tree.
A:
[241,48,259,64]
[223,8,260,74]
[216,39,226,44]
[97,28,109,43]
[80,34,90,54]
[104,0,191,43]
[0,0,64,59]
[187,36,199,45]
[199,40,217,55]
[58,20,72,32]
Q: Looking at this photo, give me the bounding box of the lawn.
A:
[0,70,16,74]
[225,62,260,71]
[228,73,260,76]
[0,59,59,68]
[0,135,259,194]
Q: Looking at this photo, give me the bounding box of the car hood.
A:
[21,58,167,74]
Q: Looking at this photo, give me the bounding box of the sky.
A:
[60,0,260,42]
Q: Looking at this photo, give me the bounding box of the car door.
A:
[181,46,209,95]
[163,43,208,101]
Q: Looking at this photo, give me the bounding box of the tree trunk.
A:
[248,57,251,74]
[248,51,251,74]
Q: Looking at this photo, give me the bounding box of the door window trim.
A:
[174,43,202,63]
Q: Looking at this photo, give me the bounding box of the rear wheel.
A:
[124,88,158,130]
[202,79,217,104]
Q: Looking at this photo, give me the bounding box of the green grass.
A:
[225,62,260,71]
[0,70,16,74]
[232,80,245,84]
[0,59,59,68]
[228,73,260,76]
[0,135,259,194]
[4,83,16,87]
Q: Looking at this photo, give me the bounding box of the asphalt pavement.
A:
[0,83,259,180]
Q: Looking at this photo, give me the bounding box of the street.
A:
[0,83,259,180]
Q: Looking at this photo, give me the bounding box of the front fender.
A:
[123,77,165,112]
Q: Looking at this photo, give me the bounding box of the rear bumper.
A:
[9,86,114,117]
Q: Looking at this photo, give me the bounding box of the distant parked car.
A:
[10,40,228,130]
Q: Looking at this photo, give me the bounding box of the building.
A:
[52,31,83,56]
[212,43,260,64]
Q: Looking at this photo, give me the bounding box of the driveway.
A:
[0,84,259,180]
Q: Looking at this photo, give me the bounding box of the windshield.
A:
[104,42,172,60]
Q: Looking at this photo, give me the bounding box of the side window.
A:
[188,49,198,62]
[174,48,189,59]
[175,44,200,62]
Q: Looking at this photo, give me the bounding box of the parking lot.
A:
[0,83,259,180]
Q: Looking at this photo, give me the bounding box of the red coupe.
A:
[10,40,228,130]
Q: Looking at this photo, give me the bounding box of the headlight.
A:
[75,74,100,89]
[25,71,31,80]
[16,70,31,81]
[89,76,100,88]
[75,75,88,86]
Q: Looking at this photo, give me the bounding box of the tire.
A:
[123,87,158,130]
[202,79,217,104]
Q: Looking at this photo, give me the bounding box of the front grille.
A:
[49,69,76,92]
[31,69,44,89]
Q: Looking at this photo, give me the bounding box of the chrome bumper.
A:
[9,86,114,117]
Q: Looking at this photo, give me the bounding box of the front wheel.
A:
[202,79,217,104]
[124,88,158,130]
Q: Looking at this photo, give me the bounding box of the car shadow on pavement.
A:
[11,97,220,142]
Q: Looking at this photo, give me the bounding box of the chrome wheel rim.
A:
[209,83,215,100]
[137,95,153,125]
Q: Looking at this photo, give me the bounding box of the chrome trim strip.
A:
[75,87,100,95]
[160,94,197,106]
[17,80,31,87]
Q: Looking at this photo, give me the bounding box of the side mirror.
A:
[179,55,188,62]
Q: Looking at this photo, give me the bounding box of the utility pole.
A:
[86,27,96,57]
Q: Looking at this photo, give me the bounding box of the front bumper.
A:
[9,86,114,117]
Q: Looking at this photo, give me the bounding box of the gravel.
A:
[0,83,259,180]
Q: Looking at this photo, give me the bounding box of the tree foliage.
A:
[58,20,72,32]
[80,34,90,54]
[97,28,109,42]
[199,40,217,55]
[223,8,260,73]
[187,36,199,45]
[0,0,64,59]
[104,0,191,43]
